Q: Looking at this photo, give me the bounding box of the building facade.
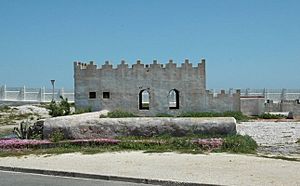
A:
[74,59,240,116]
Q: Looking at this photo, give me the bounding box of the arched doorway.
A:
[139,89,150,110]
[169,89,179,109]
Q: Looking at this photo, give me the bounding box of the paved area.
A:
[0,170,151,186]
[237,122,300,155]
[0,152,299,186]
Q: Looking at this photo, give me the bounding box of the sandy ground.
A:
[0,152,299,186]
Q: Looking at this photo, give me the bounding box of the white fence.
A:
[1,85,299,104]
[210,88,300,102]
[0,85,74,103]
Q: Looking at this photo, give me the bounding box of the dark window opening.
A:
[103,92,110,99]
[89,92,96,99]
[169,89,179,109]
[139,90,150,110]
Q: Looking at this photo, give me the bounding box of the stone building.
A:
[74,59,240,116]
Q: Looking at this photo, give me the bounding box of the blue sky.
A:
[0,0,299,89]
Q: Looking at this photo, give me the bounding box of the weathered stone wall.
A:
[240,97,265,116]
[74,59,240,116]
[265,100,300,118]
[43,113,237,139]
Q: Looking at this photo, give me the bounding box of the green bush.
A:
[258,113,286,119]
[221,135,257,154]
[107,110,137,118]
[48,96,71,117]
[50,129,65,142]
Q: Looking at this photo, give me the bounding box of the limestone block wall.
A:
[74,59,240,116]
[240,96,265,116]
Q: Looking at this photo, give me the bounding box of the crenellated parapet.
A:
[74,59,206,71]
[74,59,206,83]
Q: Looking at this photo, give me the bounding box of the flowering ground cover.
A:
[0,138,120,150]
[0,135,257,157]
[191,138,224,150]
[0,139,51,149]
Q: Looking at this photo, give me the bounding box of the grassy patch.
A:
[107,110,137,118]
[0,134,258,157]
[74,107,92,114]
[156,113,174,117]
[0,113,39,126]
[179,111,250,122]
[219,135,258,154]
[258,113,286,119]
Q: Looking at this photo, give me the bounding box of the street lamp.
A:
[51,80,55,101]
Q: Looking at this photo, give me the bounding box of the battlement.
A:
[74,59,206,71]
[206,89,241,99]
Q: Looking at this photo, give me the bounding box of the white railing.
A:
[0,85,74,103]
[209,88,300,102]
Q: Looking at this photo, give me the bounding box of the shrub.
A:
[50,129,65,143]
[13,120,43,140]
[13,121,32,139]
[258,113,286,119]
[221,135,257,154]
[48,96,71,117]
[107,110,137,118]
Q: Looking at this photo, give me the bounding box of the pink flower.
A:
[191,138,224,150]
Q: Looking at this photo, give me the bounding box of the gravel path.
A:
[237,122,300,155]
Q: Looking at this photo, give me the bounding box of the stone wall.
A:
[74,59,240,116]
[265,100,300,118]
[240,96,265,116]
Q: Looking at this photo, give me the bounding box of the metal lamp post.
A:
[51,80,55,101]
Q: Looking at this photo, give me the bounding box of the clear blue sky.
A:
[0,0,299,89]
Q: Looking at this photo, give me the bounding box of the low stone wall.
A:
[43,112,237,139]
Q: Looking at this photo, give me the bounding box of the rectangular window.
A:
[89,92,96,99]
[103,92,110,99]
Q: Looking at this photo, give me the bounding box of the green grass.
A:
[0,113,39,126]
[74,107,92,114]
[179,111,250,122]
[258,113,286,119]
[107,110,138,118]
[0,134,258,157]
[156,113,174,117]
[219,135,258,154]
